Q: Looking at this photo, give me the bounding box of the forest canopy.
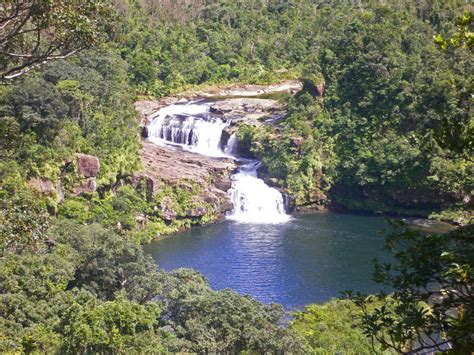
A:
[0,0,472,353]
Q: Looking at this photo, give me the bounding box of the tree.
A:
[156,268,304,353]
[0,0,108,81]
[0,194,50,254]
[434,10,473,51]
[58,291,164,354]
[49,220,163,303]
[290,299,386,354]
[349,224,474,353]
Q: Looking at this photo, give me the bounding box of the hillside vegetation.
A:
[0,0,472,353]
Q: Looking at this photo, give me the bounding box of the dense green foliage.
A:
[290,299,388,354]
[1,49,140,186]
[349,224,474,353]
[435,10,474,50]
[113,0,319,95]
[320,6,472,216]
[0,217,304,353]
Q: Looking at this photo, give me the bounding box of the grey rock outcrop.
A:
[210,98,281,119]
[190,80,302,98]
[140,141,236,218]
[76,154,100,178]
[73,178,97,195]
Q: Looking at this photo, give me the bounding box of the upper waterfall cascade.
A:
[148,102,229,157]
[147,101,290,224]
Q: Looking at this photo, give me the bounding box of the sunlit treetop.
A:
[434,10,473,51]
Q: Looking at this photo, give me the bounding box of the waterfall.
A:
[224,133,238,155]
[147,100,290,224]
[148,102,229,157]
[226,160,290,224]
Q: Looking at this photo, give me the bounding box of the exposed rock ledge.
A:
[138,141,236,218]
[135,80,301,135]
[210,98,281,119]
[186,80,302,98]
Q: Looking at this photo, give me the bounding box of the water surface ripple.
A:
[145,212,395,309]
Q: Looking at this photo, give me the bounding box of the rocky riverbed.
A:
[135,80,300,136]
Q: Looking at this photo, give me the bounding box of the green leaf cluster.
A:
[349,224,474,353]
[290,299,393,354]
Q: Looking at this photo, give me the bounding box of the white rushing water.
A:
[147,101,290,224]
[226,161,290,224]
[148,101,229,157]
[224,133,238,155]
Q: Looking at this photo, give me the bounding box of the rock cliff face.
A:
[29,178,55,193]
[28,154,102,198]
[73,154,100,194]
[76,154,100,178]
[138,140,236,220]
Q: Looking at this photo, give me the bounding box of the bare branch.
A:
[3,48,82,80]
[0,0,107,82]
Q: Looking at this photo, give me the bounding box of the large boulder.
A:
[131,173,158,197]
[186,206,208,218]
[29,178,54,193]
[159,197,178,221]
[76,154,100,178]
[301,68,326,97]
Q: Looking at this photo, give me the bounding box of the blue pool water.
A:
[144,212,394,309]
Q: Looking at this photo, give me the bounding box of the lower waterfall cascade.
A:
[226,160,290,224]
[147,100,290,224]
